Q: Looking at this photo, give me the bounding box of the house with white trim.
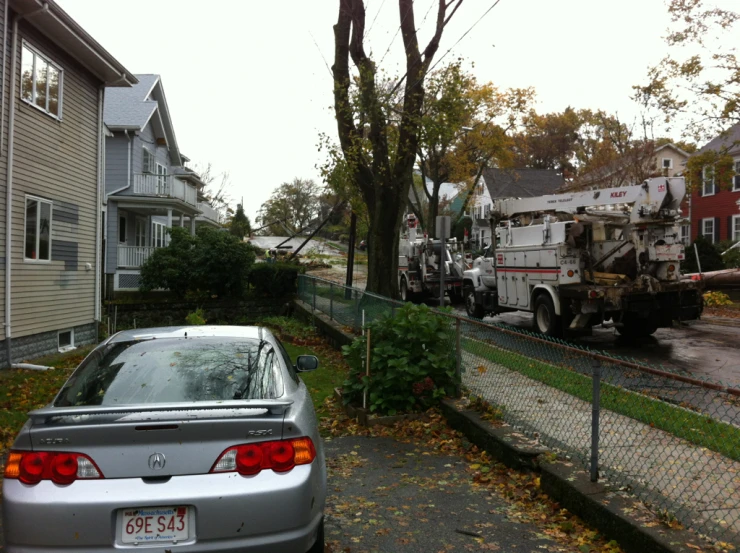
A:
[103,75,221,295]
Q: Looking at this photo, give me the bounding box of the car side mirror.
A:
[296,355,319,372]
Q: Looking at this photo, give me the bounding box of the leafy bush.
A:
[716,239,740,269]
[140,226,256,298]
[341,303,458,415]
[703,291,733,307]
[185,308,207,325]
[681,235,724,274]
[249,262,304,297]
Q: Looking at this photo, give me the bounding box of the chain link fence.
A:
[298,274,740,543]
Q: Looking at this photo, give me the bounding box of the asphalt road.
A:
[453,307,740,388]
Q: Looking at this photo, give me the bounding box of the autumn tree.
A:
[331,0,465,298]
[416,60,533,234]
[256,178,321,235]
[633,0,739,141]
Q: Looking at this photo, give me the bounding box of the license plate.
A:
[120,506,189,544]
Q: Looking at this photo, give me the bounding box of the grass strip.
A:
[463,338,740,462]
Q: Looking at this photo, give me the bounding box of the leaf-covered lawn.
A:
[1,347,93,463]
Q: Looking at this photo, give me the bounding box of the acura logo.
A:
[148,452,166,470]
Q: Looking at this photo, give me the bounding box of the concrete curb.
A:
[440,398,713,553]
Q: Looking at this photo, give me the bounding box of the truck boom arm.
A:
[493,177,686,224]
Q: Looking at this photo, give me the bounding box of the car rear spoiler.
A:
[28,400,294,421]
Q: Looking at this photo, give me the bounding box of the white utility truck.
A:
[398,214,465,303]
[462,177,703,337]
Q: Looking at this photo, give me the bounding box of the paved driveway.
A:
[325,435,586,552]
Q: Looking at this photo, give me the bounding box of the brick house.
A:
[690,123,740,244]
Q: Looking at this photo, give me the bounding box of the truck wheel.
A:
[534,294,561,337]
[400,278,413,303]
[464,286,485,319]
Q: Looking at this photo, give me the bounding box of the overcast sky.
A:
[57,0,707,222]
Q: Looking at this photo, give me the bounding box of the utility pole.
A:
[345,212,357,292]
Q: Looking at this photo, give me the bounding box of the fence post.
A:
[455,318,462,398]
[329,283,334,321]
[590,359,601,482]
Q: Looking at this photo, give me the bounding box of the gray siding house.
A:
[103,75,220,294]
[0,0,135,365]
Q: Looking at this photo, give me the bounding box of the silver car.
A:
[2,326,326,553]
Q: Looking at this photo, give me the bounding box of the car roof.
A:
[107,325,274,344]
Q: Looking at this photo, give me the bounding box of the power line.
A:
[388,0,504,99]
[378,0,415,67]
[308,29,333,78]
[365,0,387,40]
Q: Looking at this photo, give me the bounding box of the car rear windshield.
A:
[54,337,284,407]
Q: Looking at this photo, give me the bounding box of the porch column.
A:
[167,209,173,245]
[190,216,196,236]
[180,213,184,227]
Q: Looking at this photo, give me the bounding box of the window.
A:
[25,196,52,261]
[152,222,166,248]
[21,42,62,118]
[53,338,284,407]
[734,215,740,241]
[734,161,740,192]
[142,148,153,173]
[156,163,168,192]
[680,224,690,246]
[58,329,75,353]
[135,218,146,247]
[702,166,715,196]
[662,158,672,169]
[119,216,127,244]
[703,218,715,243]
[477,184,484,195]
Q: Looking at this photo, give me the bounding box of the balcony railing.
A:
[133,174,197,206]
[197,202,222,224]
[118,246,157,268]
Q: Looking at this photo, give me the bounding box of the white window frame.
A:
[734,160,740,192]
[135,217,147,247]
[152,221,166,248]
[733,215,740,241]
[142,148,154,173]
[662,158,672,169]
[20,41,63,120]
[680,224,690,246]
[702,166,715,196]
[24,195,52,263]
[57,329,75,353]
[702,218,715,243]
[156,162,168,192]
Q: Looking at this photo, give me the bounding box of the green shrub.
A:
[703,291,733,307]
[140,227,256,298]
[185,308,207,325]
[681,235,724,273]
[716,239,740,269]
[249,262,304,297]
[341,303,458,416]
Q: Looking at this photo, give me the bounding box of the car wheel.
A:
[534,294,561,336]
[464,285,485,318]
[306,518,324,553]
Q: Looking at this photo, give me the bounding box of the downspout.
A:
[4,5,47,365]
[0,0,9,149]
[95,86,103,322]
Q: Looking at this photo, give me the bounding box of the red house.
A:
[691,123,740,244]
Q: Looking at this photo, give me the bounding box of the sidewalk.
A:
[461,349,740,542]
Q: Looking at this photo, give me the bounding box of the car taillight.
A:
[3,451,103,485]
[211,438,316,476]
